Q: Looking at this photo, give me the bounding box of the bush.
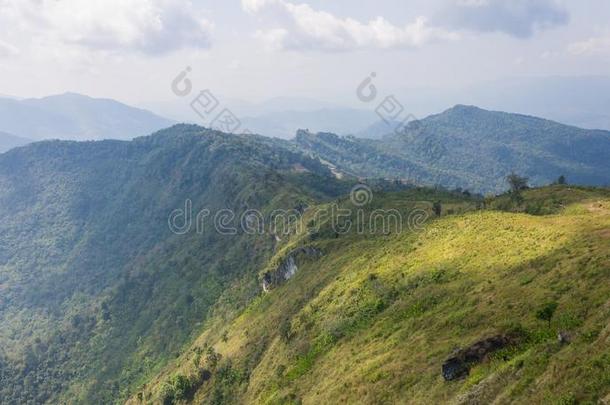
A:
[160,373,196,404]
[279,318,293,342]
[536,302,558,328]
[433,201,442,217]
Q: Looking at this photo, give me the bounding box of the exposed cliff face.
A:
[262,246,322,292]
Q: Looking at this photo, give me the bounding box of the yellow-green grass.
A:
[130,186,610,405]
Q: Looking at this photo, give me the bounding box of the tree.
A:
[432,201,442,217]
[507,172,529,193]
[536,301,558,328]
[506,173,528,204]
[557,175,567,185]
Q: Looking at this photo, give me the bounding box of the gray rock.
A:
[262,246,322,292]
[557,330,571,344]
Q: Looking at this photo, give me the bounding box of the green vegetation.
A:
[0,125,347,404]
[129,185,610,404]
[1,122,609,404]
[294,105,610,193]
[536,302,558,328]
[506,172,529,205]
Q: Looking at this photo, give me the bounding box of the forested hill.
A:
[294,105,610,193]
[0,124,349,403]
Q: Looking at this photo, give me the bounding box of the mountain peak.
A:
[451,104,481,110]
[29,92,95,102]
[295,129,313,137]
[444,104,487,114]
[60,92,89,98]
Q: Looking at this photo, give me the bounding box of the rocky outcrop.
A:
[557,330,572,344]
[442,334,517,381]
[262,246,322,292]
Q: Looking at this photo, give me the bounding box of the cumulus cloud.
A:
[241,0,459,51]
[0,0,213,55]
[438,0,569,38]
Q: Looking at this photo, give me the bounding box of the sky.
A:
[0,0,609,108]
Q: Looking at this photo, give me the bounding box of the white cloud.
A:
[241,0,459,51]
[0,39,18,58]
[0,0,213,55]
[438,0,569,38]
[568,35,610,56]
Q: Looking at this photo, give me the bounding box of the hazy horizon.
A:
[1,1,610,108]
[4,74,610,137]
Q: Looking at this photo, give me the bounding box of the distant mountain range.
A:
[0,93,174,141]
[3,75,610,147]
[0,131,31,153]
[241,108,378,139]
[459,76,610,131]
[145,76,610,137]
[1,90,609,193]
[353,119,403,139]
[361,76,610,134]
[293,105,610,193]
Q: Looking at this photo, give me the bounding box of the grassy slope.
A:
[130,186,610,404]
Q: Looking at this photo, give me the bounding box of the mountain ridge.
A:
[0,130,31,153]
[0,124,350,403]
[292,104,610,193]
[0,93,175,141]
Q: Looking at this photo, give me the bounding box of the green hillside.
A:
[0,125,350,404]
[294,105,610,193]
[128,186,610,404]
[1,122,609,404]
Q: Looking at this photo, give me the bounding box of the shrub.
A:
[433,200,442,217]
[536,302,558,328]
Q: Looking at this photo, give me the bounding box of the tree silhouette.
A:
[536,301,558,328]
[506,172,528,204]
